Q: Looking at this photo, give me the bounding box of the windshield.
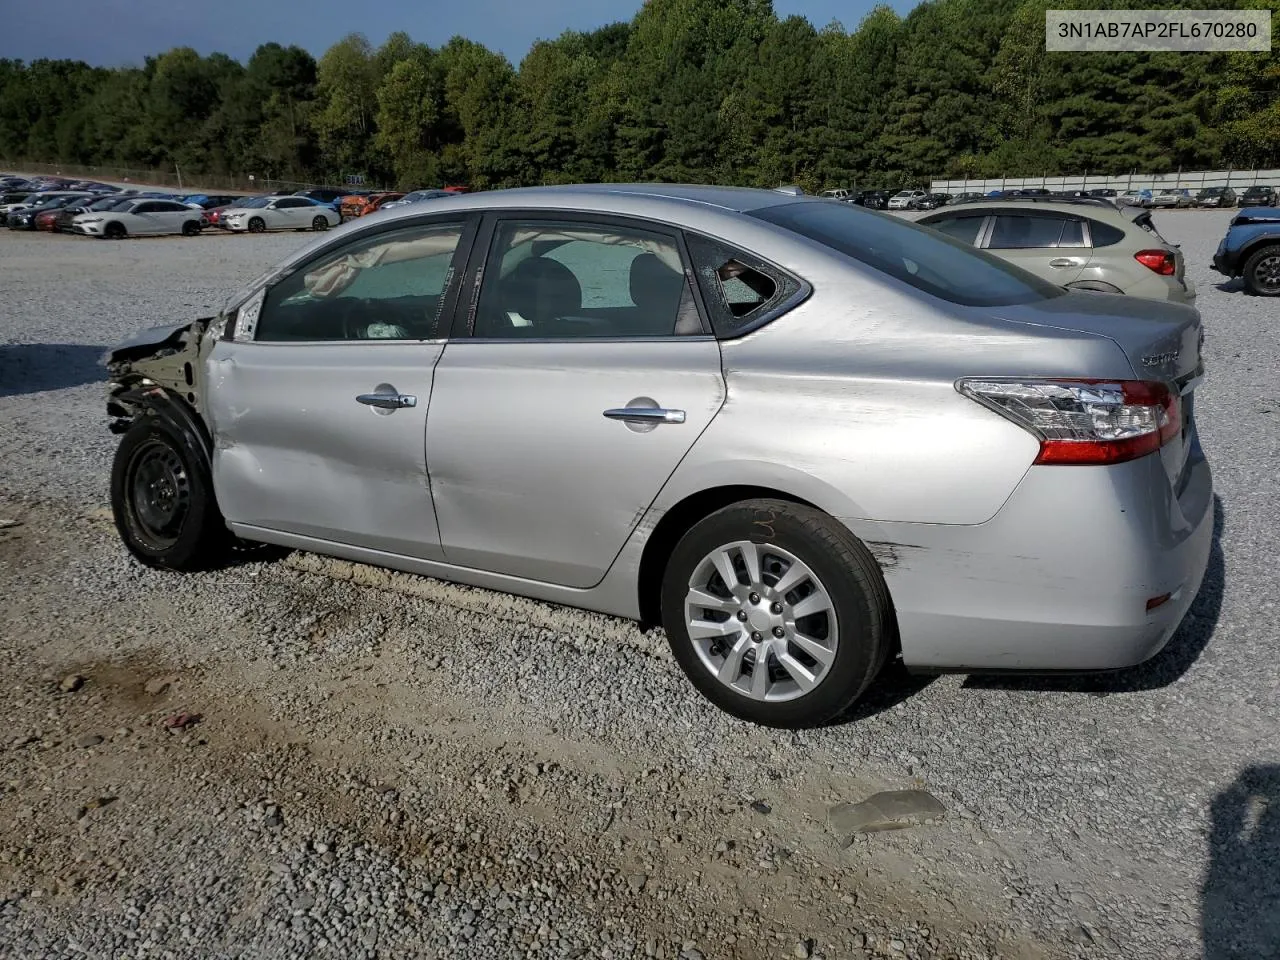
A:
[234,197,272,208]
[1244,187,1269,195]
[751,200,1064,307]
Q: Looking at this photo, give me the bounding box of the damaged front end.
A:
[104,315,223,452]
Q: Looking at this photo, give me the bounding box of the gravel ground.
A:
[0,210,1276,960]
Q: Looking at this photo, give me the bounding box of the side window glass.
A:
[684,232,800,336]
[134,202,155,213]
[1088,220,1125,248]
[928,215,985,246]
[471,220,701,339]
[988,216,1066,249]
[252,222,464,342]
[1058,218,1087,247]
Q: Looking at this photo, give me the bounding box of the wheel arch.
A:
[108,384,213,472]
[1238,233,1280,269]
[636,484,817,629]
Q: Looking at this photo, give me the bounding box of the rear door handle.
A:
[603,407,686,424]
[357,393,417,409]
[1049,258,1082,268]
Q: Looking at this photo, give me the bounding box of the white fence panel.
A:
[931,169,1280,193]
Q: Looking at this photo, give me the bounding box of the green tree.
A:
[312,33,378,179]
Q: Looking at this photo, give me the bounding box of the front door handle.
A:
[357,393,417,409]
[603,407,686,424]
[1049,258,1082,268]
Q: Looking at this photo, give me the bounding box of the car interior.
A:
[473,235,703,339]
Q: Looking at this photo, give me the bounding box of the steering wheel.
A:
[336,297,371,339]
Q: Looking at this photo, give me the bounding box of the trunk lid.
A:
[1130,209,1190,289]
[992,291,1203,487]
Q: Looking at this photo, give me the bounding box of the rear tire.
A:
[181,220,200,236]
[104,221,126,239]
[1242,244,1280,296]
[312,215,329,231]
[660,498,893,728]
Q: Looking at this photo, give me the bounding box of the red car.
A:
[35,209,61,232]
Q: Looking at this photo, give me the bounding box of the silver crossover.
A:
[916,198,1197,304]
[104,184,1213,728]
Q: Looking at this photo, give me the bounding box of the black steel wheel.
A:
[111,417,229,570]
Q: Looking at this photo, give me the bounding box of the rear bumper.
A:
[851,439,1214,672]
[1124,271,1197,303]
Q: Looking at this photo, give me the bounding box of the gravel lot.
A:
[1,210,1276,960]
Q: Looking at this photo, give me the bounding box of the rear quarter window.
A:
[750,201,1064,307]
[1088,220,1126,247]
[684,232,803,336]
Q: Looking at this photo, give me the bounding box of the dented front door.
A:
[204,340,446,560]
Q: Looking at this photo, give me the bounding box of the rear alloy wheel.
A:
[181,220,200,236]
[248,217,266,234]
[1242,244,1280,296]
[104,221,126,239]
[660,499,893,728]
[312,215,329,231]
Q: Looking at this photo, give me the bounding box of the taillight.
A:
[957,378,1181,466]
[1134,249,1176,276]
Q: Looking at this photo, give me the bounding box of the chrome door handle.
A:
[357,393,416,409]
[603,407,686,424]
[1049,258,1081,268]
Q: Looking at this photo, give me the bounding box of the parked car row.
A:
[0,188,244,236]
[0,180,469,239]
[1115,186,1276,209]
[924,185,1276,210]
[822,189,954,210]
[0,172,121,195]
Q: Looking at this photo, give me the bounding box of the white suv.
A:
[887,190,927,210]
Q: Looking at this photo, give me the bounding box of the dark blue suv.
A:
[1212,207,1280,296]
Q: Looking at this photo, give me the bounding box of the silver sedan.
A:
[103,184,1213,728]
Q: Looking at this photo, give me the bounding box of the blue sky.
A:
[1,0,918,68]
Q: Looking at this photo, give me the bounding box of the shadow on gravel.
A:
[962,494,1226,696]
[831,659,936,725]
[1202,765,1280,959]
[0,342,107,398]
[1212,279,1244,293]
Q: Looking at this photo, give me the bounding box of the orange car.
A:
[338,192,405,221]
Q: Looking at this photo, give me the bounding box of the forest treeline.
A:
[0,0,1276,192]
